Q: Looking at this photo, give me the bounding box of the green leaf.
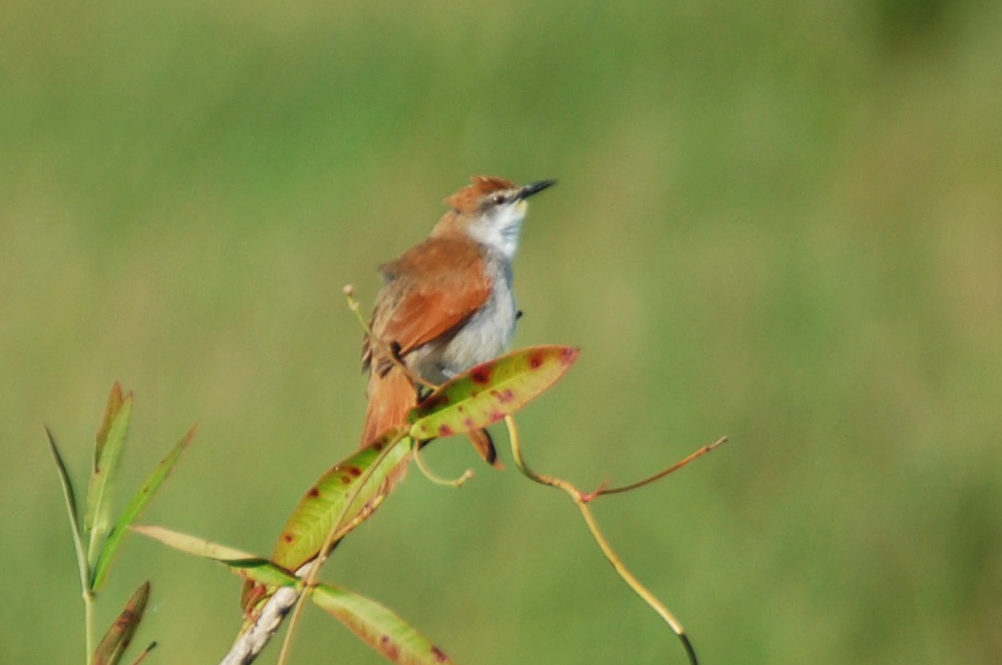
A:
[312,583,456,665]
[226,559,301,588]
[86,383,134,566]
[91,424,197,590]
[132,524,298,588]
[272,430,412,573]
[45,427,90,589]
[92,581,150,665]
[409,345,580,441]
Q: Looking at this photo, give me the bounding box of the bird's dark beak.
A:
[518,179,557,200]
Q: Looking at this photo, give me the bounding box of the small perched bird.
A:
[361,176,556,456]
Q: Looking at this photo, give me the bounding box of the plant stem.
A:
[83,590,95,664]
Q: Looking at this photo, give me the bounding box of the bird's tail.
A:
[360,366,418,448]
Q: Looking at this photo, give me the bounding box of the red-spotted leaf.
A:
[312,583,456,665]
[409,345,580,441]
[272,430,412,573]
[92,580,149,665]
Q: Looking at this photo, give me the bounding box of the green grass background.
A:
[3,0,1001,663]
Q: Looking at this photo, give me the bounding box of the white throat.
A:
[468,200,527,260]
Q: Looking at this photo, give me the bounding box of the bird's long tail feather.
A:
[361,366,418,448]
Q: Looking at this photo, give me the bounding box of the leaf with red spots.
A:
[92,424,197,590]
[271,430,412,574]
[409,345,580,441]
[92,580,149,665]
[311,583,456,665]
[85,383,134,568]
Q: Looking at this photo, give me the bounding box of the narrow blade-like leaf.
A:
[45,427,89,586]
[132,524,258,561]
[92,580,150,665]
[409,345,580,441]
[92,425,197,590]
[133,524,300,588]
[312,583,456,665]
[86,383,134,565]
[272,431,412,573]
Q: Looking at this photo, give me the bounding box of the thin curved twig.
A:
[344,284,438,390]
[505,415,708,665]
[412,438,474,487]
[583,437,728,500]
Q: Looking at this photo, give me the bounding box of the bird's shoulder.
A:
[378,235,489,286]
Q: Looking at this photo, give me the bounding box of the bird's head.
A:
[433,175,556,259]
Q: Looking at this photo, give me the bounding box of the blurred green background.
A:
[3,0,1001,663]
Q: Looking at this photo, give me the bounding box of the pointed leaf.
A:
[95,382,125,455]
[92,425,197,590]
[132,524,258,561]
[272,431,412,573]
[409,345,580,441]
[131,524,300,588]
[45,427,89,586]
[92,581,150,665]
[86,383,134,565]
[312,583,456,665]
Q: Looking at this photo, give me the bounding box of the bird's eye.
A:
[491,193,506,205]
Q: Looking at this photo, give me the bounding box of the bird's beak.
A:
[518,179,557,200]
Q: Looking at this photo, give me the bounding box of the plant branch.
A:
[583,436,728,500]
[505,415,702,665]
[275,431,411,665]
[219,582,304,665]
[412,438,474,487]
[219,502,392,665]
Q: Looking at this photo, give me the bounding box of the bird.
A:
[360,175,556,460]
